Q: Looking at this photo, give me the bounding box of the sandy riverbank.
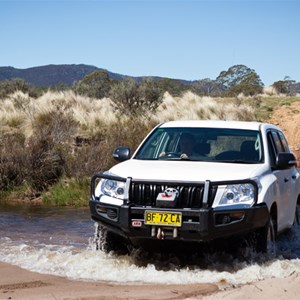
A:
[1,261,300,300]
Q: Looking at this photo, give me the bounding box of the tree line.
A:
[0,64,299,106]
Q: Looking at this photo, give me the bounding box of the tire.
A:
[254,217,276,256]
[294,203,300,225]
[93,223,129,254]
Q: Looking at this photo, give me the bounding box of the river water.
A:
[1,204,300,287]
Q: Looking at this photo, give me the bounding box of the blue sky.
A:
[1,0,299,86]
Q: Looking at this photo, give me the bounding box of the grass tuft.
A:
[42,178,90,207]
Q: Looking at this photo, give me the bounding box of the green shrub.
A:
[42,177,90,206]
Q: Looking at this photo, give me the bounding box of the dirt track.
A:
[269,101,300,164]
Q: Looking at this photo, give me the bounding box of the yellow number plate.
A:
[144,211,182,227]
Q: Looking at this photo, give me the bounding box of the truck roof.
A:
[159,120,279,131]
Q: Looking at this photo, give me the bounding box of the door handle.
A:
[284,177,289,183]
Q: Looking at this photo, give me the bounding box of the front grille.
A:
[129,181,216,208]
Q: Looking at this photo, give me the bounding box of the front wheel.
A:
[93,223,129,254]
[254,217,277,255]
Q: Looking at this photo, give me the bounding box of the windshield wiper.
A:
[216,159,258,164]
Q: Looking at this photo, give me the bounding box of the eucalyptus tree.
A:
[272,76,296,95]
[216,64,264,96]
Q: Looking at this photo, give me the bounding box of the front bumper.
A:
[89,200,269,243]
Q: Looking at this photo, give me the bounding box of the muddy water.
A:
[1,204,300,287]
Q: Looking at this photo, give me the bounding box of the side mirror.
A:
[275,152,297,169]
[113,146,131,162]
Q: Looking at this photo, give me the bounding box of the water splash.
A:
[1,206,300,287]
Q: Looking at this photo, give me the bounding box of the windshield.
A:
[134,127,263,163]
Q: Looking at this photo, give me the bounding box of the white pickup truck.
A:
[89,120,300,253]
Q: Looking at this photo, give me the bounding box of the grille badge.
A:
[156,188,179,207]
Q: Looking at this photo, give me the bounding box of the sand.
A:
[1,261,300,300]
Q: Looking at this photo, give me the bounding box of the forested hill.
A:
[0,64,190,87]
[0,64,128,86]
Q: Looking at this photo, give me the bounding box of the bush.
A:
[0,108,80,193]
[26,109,79,191]
[109,78,163,117]
[72,70,112,99]
[0,79,42,99]
[67,118,153,178]
[0,79,29,99]
[0,132,27,190]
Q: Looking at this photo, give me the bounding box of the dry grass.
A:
[153,91,256,122]
[0,90,258,139]
[1,89,299,145]
[0,90,117,137]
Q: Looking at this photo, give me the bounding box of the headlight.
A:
[94,172,127,201]
[100,178,126,200]
[214,183,255,208]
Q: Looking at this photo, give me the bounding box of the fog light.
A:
[222,215,231,224]
[215,212,245,225]
[107,208,118,219]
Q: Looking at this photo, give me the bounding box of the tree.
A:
[191,78,223,96]
[216,65,264,96]
[72,70,112,99]
[272,76,296,95]
[156,78,187,97]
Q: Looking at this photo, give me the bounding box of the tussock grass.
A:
[1,90,257,141]
[42,178,90,207]
[144,91,256,123]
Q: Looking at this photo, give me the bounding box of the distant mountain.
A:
[0,64,129,86]
[0,64,194,87]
